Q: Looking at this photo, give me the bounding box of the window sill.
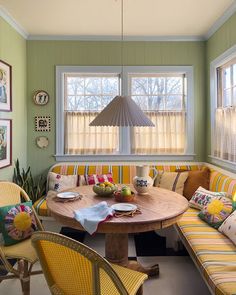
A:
[208,156,236,173]
[54,154,196,163]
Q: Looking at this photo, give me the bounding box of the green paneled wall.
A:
[0,17,27,180]
[27,40,205,177]
[206,12,236,161]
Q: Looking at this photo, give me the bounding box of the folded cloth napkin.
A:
[74,201,114,235]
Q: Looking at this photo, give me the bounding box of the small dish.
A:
[111,203,137,212]
[57,192,79,199]
[114,191,135,202]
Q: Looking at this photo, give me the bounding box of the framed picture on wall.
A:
[0,60,12,112]
[35,116,51,131]
[0,119,12,169]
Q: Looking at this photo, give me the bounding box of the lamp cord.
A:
[121,0,124,94]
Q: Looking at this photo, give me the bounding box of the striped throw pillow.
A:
[154,171,188,195]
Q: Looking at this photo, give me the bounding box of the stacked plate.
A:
[55,192,81,202]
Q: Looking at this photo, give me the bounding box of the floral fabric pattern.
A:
[0,201,38,246]
[189,186,227,210]
[198,197,233,229]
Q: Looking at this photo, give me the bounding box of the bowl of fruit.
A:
[114,186,135,202]
[93,181,118,197]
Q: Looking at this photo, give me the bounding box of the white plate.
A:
[111,203,137,212]
[57,192,79,199]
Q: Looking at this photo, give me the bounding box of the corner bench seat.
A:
[33,162,236,294]
[176,208,236,295]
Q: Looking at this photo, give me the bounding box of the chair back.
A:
[0,182,29,206]
[0,182,43,230]
[32,231,129,295]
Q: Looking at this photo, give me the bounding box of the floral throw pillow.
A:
[189,186,227,210]
[0,201,38,246]
[48,172,78,192]
[198,197,233,229]
[219,210,236,245]
[78,173,113,186]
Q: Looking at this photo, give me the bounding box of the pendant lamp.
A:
[89,0,154,127]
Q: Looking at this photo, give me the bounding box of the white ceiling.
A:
[0,0,235,39]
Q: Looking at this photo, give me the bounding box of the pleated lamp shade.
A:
[89,96,155,127]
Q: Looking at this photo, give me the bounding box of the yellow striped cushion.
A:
[34,164,202,217]
[210,170,236,198]
[177,208,236,295]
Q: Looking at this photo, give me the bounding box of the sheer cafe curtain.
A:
[214,107,236,162]
[131,111,186,154]
[64,111,118,155]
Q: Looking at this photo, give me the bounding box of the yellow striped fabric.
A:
[34,164,202,216]
[177,208,236,295]
[210,170,236,198]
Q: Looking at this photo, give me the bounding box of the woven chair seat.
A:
[1,238,38,263]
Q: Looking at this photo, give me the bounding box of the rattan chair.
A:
[0,182,44,295]
[31,231,148,295]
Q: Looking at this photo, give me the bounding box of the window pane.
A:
[223,89,231,107]
[132,78,148,95]
[67,77,84,95]
[147,77,165,95]
[132,96,149,110]
[233,86,236,105]
[233,64,236,86]
[85,78,101,95]
[84,96,102,110]
[102,78,119,94]
[166,95,182,110]
[67,96,78,110]
[166,77,182,94]
[223,67,231,89]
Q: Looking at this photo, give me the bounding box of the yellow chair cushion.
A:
[1,238,38,263]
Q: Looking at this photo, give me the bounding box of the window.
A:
[210,45,236,168]
[56,66,194,161]
[128,73,186,154]
[64,73,119,154]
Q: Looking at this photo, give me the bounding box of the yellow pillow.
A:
[154,171,188,195]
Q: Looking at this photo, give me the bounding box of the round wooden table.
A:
[47,185,189,277]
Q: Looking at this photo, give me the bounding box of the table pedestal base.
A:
[105,233,159,277]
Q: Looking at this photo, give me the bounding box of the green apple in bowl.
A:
[121,186,132,196]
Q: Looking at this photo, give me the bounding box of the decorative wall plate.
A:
[33,90,49,105]
[36,136,49,148]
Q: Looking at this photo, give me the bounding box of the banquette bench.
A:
[34,162,236,295]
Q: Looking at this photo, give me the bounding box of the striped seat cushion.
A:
[33,164,202,216]
[177,208,236,295]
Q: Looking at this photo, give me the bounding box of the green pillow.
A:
[0,201,38,246]
[198,197,233,229]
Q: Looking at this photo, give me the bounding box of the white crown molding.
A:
[205,0,236,40]
[0,1,235,42]
[28,34,204,42]
[0,6,28,39]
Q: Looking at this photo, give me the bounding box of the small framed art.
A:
[0,60,12,112]
[35,116,51,131]
[0,119,12,169]
[33,90,49,105]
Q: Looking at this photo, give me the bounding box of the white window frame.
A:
[209,44,236,172]
[55,65,194,162]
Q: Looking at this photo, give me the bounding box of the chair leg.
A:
[136,285,143,295]
[18,260,30,295]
